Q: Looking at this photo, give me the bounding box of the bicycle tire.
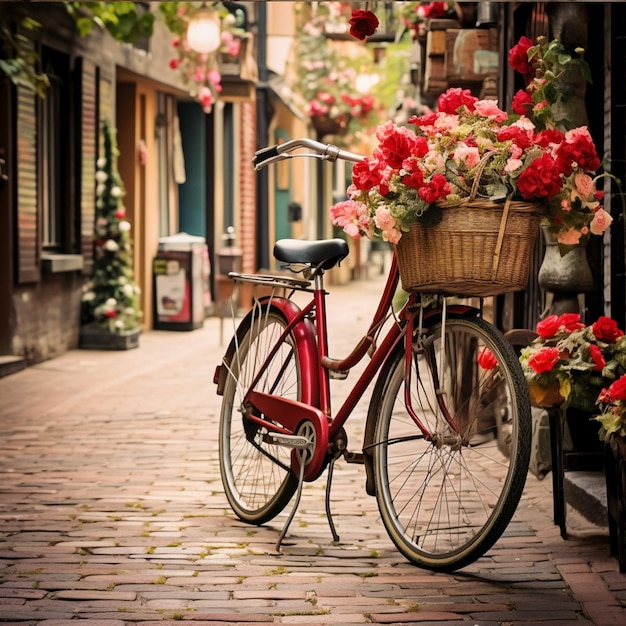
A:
[372,316,531,571]
[219,305,299,525]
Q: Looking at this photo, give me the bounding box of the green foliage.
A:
[65,2,155,43]
[0,15,49,97]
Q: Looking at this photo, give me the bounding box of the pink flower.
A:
[374,207,401,244]
[574,172,594,197]
[329,200,372,239]
[589,208,613,235]
[473,99,508,123]
[452,144,480,169]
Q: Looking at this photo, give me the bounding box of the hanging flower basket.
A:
[394,198,542,297]
[310,114,351,138]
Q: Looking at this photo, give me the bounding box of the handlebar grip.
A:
[253,146,280,166]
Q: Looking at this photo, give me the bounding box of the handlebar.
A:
[252,138,365,171]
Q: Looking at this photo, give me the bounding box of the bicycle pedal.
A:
[264,433,310,449]
[329,369,349,380]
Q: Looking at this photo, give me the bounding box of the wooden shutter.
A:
[77,57,97,275]
[16,84,40,284]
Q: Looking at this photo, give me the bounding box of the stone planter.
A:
[79,324,140,351]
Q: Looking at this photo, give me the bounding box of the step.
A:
[0,355,27,379]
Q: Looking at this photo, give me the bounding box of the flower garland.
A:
[81,120,142,334]
[159,2,245,113]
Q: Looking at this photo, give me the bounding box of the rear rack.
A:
[228,272,314,293]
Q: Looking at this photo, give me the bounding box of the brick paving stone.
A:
[1,269,625,625]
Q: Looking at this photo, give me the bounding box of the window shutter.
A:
[16,84,40,284]
[77,57,98,275]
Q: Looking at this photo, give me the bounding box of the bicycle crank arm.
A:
[246,390,329,481]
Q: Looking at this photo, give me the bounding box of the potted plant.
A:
[80,120,142,350]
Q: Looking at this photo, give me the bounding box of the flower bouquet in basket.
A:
[329,36,611,296]
[520,314,626,420]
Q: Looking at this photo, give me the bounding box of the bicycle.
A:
[214,138,532,572]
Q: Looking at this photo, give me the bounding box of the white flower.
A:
[118,276,128,285]
[95,171,108,183]
[97,157,107,168]
[123,307,137,316]
[119,221,131,232]
[111,186,122,198]
[96,184,105,197]
[82,291,95,302]
[105,298,117,307]
[122,284,134,297]
[104,239,119,252]
[114,320,125,329]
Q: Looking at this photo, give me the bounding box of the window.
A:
[41,45,70,251]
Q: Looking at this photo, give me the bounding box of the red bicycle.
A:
[214,138,531,572]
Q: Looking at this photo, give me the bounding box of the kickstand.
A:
[275,452,307,553]
[325,456,340,542]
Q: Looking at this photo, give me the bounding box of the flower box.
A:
[79,324,140,351]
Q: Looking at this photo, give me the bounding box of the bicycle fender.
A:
[214,297,319,406]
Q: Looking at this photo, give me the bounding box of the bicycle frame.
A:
[220,254,478,482]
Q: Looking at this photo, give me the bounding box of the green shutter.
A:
[16,84,40,284]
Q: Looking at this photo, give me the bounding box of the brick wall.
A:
[12,275,83,364]
[239,101,257,275]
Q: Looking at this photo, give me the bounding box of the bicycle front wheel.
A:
[219,304,300,525]
[373,316,531,571]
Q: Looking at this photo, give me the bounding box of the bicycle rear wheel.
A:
[219,304,299,525]
[373,316,531,571]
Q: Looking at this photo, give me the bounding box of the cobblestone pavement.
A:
[1,267,625,625]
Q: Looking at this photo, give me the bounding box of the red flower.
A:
[533,129,565,148]
[378,128,421,170]
[508,36,535,82]
[536,315,561,339]
[352,158,382,192]
[592,316,624,343]
[555,128,601,175]
[511,89,533,115]
[169,58,179,70]
[418,174,450,204]
[348,9,379,40]
[104,310,117,319]
[400,165,424,190]
[528,347,560,374]
[437,87,477,114]
[496,125,533,150]
[559,313,585,332]
[607,376,626,402]
[589,344,606,372]
[516,153,563,200]
[409,111,438,128]
[478,348,498,370]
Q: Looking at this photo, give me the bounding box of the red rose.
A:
[349,9,379,40]
[558,313,584,333]
[528,347,560,374]
[477,347,498,370]
[378,128,420,170]
[588,344,606,372]
[169,58,179,70]
[555,129,601,175]
[516,153,563,200]
[352,158,382,192]
[418,173,450,204]
[508,36,534,82]
[592,316,624,343]
[104,310,117,319]
[536,314,561,339]
[511,89,533,115]
[533,129,565,148]
[497,125,533,150]
[437,88,477,114]
[607,376,626,402]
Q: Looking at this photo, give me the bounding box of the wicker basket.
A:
[394,198,542,297]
